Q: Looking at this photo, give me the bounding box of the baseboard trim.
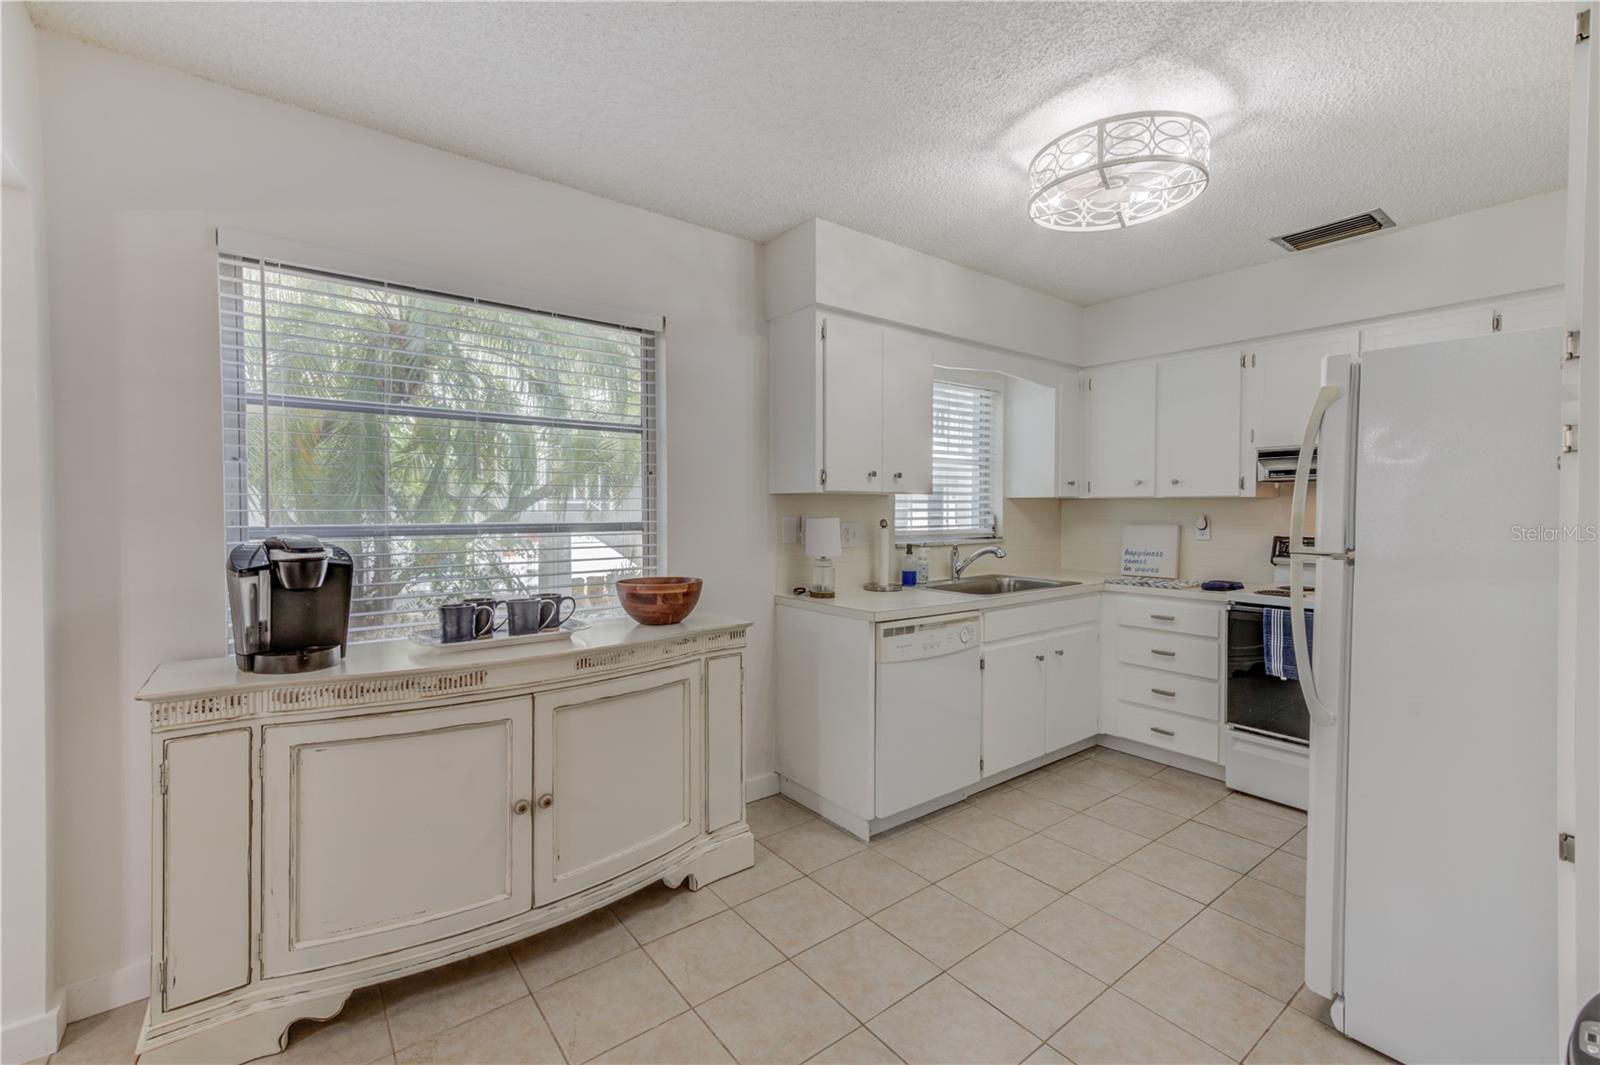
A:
[744,771,779,802]
[2,994,65,1063]
[63,961,147,1024]
[1095,734,1224,779]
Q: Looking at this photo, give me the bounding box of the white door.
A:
[1057,367,1083,497]
[1244,332,1358,451]
[1044,625,1099,752]
[823,315,885,492]
[1156,350,1241,497]
[1084,362,1156,497]
[534,663,703,905]
[881,326,934,494]
[261,698,533,976]
[982,638,1049,777]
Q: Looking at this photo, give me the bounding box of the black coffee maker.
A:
[226,535,354,673]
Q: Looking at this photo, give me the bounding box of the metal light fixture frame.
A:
[1029,110,1211,232]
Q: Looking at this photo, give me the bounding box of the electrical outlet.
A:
[1195,514,1212,541]
[840,521,864,548]
[780,514,800,544]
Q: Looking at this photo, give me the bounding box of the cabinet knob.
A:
[1055,649,1065,656]
[893,472,902,481]
[1170,478,1180,485]
[1035,653,1046,662]
[537,794,554,809]
[868,470,878,479]
[513,799,531,816]
[1134,479,1145,486]
[1066,480,1076,487]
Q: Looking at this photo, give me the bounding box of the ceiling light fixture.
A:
[1029,111,1211,232]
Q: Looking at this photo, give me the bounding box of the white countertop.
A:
[137,612,751,702]
[773,572,1257,623]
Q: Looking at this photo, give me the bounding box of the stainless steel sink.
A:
[925,574,1081,596]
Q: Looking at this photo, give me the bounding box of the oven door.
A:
[1225,604,1311,744]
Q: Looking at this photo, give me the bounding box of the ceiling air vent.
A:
[1271,209,1395,252]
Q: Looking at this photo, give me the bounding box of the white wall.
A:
[1,4,61,1060]
[1083,190,1568,364]
[765,218,1084,364]
[36,32,775,1011]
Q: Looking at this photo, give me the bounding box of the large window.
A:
[219,253,658,643]
[895,380,999,540]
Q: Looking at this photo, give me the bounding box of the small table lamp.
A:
[803,516,842,598]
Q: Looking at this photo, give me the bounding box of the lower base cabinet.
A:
[135,618,753,1065]
[982,620,1100,778]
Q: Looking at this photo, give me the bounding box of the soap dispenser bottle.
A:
[901,545,917,587]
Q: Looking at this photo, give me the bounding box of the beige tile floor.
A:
[44,747,1394,1065]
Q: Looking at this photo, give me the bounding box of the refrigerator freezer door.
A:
[1339,330,1561,1063]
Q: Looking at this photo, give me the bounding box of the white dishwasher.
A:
[875,614,982,819]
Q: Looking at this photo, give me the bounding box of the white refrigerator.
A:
[1292,329,1562,1064]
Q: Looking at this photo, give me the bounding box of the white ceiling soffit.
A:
[30,1,1573,305]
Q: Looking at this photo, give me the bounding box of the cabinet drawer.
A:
[1113,596,1220,637]
[1117,628,1219,680]
[985,597,1099,642]
[1116,664,1219,721]
[1115,702,1219,762]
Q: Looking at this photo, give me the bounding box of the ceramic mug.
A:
[505,598,548,636]
[537,593,578,630]
[439,602,496,643]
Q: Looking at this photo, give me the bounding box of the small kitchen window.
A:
[218,253,660,644]
[895,380,1000,541]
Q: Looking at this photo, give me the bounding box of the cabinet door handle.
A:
[1151,687,1177,698]
[513,799,531,816]
[1150,726,1177,738]
[1150,648,1177,657]
[537,794,554,809]
[1150,613,1176,621]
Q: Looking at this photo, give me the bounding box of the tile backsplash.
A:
[1058,488,1315,585]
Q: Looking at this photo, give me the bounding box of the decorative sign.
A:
[1121,524,1180,578]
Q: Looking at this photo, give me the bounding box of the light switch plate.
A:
[780,514,800,544]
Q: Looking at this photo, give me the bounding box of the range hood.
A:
[1256,446,1316,484]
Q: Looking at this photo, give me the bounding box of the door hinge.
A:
[820,320,828,341]
[1250,428,1255,443]
[1085,479,1092,494]
[820,468,828,486]
[155,960,166,991]
[1239,475,1246,491]
[1560,832,1577,863]
[1563,423,1579,455]
[1239,353,1246,368]
[1087,377,1093,391]
[979,757,985,771]
[1578,8,1590,42]
[979,656,986,671]
[1492,311,1503,332]
[1250,352,1257,368]
[256,931,264,969]
[1566,330,1581,362]
[158,760,169,795]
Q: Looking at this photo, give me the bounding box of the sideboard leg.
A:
[137,988,351,1065]
[663,829,755,892]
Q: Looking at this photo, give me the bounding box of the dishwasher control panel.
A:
[877,615,981,663]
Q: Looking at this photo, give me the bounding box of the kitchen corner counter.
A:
[773,574,1242,623]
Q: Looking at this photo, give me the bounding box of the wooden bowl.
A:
[615,576,703,625]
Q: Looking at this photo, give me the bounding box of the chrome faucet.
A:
[951,544,1007,579]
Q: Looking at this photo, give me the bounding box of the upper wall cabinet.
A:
[1083,362,1156,497]
[1057,366,1083,497]
[1359,291,1561,352]
[1156,350,1242,497]
[1243,331,1358,453]
[768,309,933,493]
[1004,375,1061,498]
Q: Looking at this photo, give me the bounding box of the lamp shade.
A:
[803,517,842,558]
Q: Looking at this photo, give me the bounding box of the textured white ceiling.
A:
[30,2,1573,304]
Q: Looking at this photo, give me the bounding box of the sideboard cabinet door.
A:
[261,697,533,976]
[534,662,703,905]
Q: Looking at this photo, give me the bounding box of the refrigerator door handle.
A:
[1289,384,1344,727]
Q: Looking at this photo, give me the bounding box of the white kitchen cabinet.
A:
[1243,332,1358,452]
[1044,624,1099,751]
[534,662,703,905]
[1360,305,1491,352]
[261,697,534,976]
[1156,350,1242,497]
[881,326,935,493]
[1492,290,1563,333]
[1057,366,1083,497]
[1004,375,1060,498]
[1083,362,1156,497]
[768,308,933,493]
[981,637,1050,777]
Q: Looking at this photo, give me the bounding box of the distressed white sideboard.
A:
[134,614,754,1064]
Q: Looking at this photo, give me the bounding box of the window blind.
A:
[895,380,999,539]
[219,253,659,644]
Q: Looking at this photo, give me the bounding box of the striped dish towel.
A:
[1263,606,1312,681]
